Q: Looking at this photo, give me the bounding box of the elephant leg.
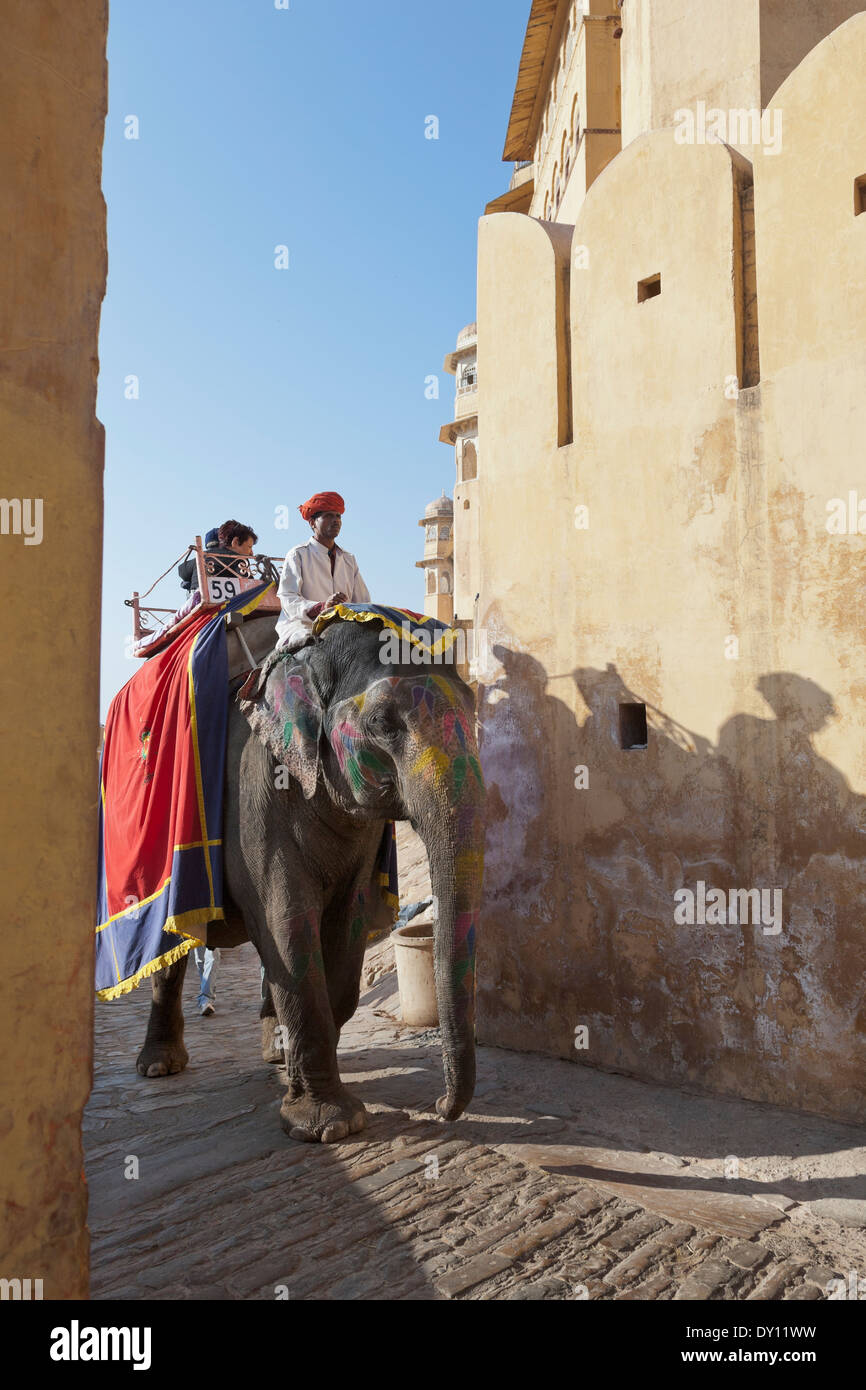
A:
[136,951,189,1078]
[324,892,372,1039]
[259,978,284,1064]
[257,907,366,1144]
[330,950,364,1039]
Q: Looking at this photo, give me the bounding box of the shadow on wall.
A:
[477,647,866,1121]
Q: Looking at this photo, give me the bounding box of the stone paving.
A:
[86,929,866,1301]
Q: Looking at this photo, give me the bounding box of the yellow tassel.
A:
[97,935,203,1002]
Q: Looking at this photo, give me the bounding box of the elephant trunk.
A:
[413,784,484,1121]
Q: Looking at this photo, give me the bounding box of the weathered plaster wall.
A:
[620,1,866,152]
[759,0,866,107]
[474,16,866,1122]
[619,0,653,149]
[620,0,761,149]
[0,1,107,1298]
[454,444,481,623]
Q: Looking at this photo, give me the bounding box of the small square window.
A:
[855,175,866,217]
[619,703,648,749]
[638,274,661,303]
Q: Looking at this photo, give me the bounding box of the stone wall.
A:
[0,0,108,1298]
[473,16,866,1123]
[619,0,866,153]
[532,3,621,224]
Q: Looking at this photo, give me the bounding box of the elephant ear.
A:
[239,651,322,800]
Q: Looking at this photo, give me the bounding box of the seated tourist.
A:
[208,519,258,583]
[177,520,257,593]
[135,520,260,655]
[178,526,220,593]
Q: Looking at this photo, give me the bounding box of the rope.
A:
[136,548,193,601]
[123,549,281,609]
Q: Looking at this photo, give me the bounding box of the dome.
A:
[456,321,477,346]
[425,490,453,517]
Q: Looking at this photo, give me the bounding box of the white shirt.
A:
[275,537,371,649]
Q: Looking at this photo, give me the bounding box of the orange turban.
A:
[298,491,345,522]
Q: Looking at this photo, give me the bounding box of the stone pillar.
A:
[0,0,108,1299]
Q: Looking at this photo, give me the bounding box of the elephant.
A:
[134,611,485,1144]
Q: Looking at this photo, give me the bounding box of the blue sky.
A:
[99,0,530,712]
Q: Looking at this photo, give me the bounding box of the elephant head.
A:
[243,616,485,1121]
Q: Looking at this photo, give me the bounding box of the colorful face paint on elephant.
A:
[397,674,485,1057]
[243,658,323,800]
[406,675,484,801]
[275,672,320,760]
[450,905,478,1024]
[328,674,484,808]
[328,688,395,800]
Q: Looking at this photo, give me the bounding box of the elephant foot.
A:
[280,1087,366,1144]
[261,1017,284,1064]
[136,1040,188,1078]
[436,1094,461,1121]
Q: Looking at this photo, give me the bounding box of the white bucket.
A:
[391,919,438,1027]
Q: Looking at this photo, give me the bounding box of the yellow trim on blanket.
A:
[378,872,400,911]
[96,904,223,999]
[98,876,172,931]
[163,904,224,939]
[236,581,275,617]
[313,604,459,658]
[96,842,224,932]
[97,935,200,1001]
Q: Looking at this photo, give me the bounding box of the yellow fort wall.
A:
[474,15,866,1122]
[0,2,107,1297]
[620,0,866,153]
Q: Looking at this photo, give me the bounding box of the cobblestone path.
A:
[86,941,866,1301]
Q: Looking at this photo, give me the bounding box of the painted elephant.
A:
[135,612,485,1143]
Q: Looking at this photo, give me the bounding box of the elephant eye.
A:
[368,709,402,740]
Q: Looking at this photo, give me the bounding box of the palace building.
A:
[415,491,455,626]
[449,0,866,1123]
